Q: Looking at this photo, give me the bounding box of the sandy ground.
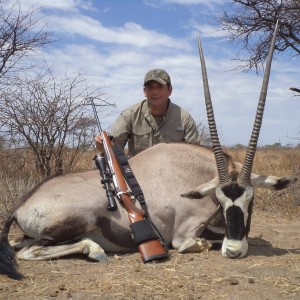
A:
[0,210,299,300]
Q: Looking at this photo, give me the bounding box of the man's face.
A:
[144,81,172,108]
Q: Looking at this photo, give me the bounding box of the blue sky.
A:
[19,0,299,146]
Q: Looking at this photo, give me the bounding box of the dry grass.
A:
[1,242,299,299]
[229,147,300,218]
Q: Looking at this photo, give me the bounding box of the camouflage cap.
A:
[144,69,171,85]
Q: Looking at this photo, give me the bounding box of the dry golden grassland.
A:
[0,146,299,222]
[228,147,300,217]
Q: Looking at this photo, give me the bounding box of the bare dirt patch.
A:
[0,210,299,300]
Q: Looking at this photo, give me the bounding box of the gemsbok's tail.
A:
[0,214,23,280]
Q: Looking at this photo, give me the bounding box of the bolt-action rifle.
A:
[91,98,169,263]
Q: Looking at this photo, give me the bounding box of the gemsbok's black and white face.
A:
[216,182,254,258]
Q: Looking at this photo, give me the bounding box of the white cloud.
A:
[41,14,190,50]
[159,0,228,5]
[18,0,93,12]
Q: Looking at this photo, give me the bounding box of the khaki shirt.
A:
[110,99,201,157]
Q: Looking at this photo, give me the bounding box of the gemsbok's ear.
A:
[181,177,218,199]
[250,174,297,190]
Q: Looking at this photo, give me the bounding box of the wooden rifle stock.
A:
[101,131,168,263]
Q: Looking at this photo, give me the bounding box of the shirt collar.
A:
[143,98,172,120]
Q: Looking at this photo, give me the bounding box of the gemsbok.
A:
[0,22,297,280]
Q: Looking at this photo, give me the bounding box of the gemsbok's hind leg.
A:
[16,238,108,262]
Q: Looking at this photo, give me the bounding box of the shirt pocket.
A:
[132,126,152,153]
[164,128,185,142]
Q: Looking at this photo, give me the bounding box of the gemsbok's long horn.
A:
[197,32,230,185]
[238,20,279,186]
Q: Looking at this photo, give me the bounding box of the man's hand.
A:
[95,134,104,152]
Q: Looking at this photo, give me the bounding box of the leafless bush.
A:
[0,0,52,81]
[197,121,211,146]
[0,70,115,177]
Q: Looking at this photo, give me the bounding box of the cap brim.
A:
[144,77,168,85]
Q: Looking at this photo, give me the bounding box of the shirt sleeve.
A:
[183,115,202,145]
[110,112,131,149]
